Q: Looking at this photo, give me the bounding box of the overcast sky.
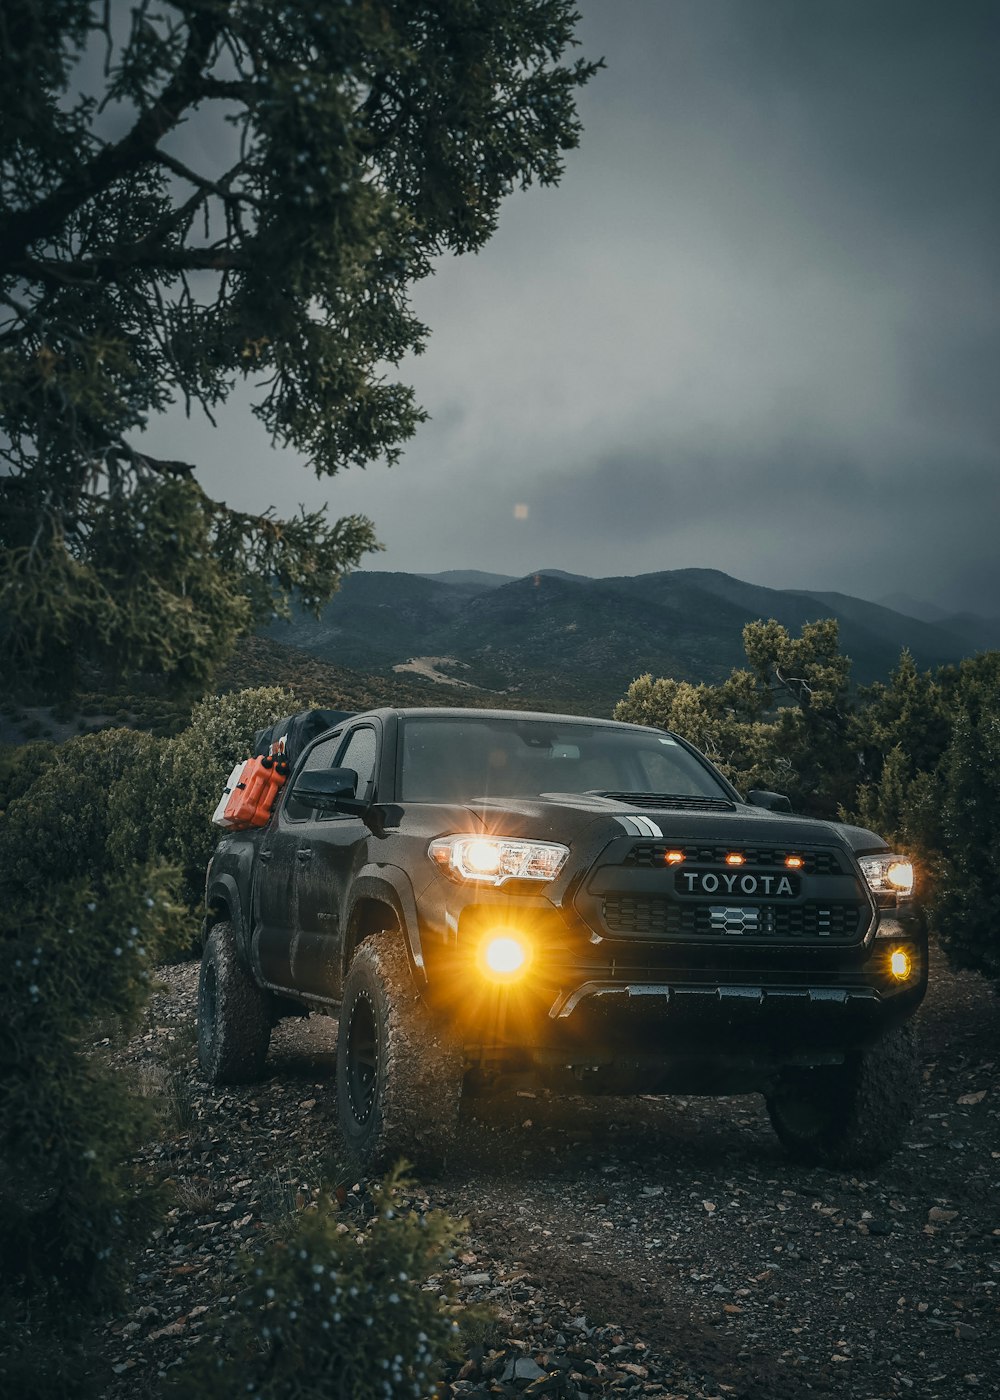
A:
[142,0,1000,616]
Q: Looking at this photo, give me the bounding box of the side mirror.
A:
[747,789,793,813]
[291,767,358,810]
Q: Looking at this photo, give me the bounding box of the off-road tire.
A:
[197,920,273,1083]
[336,936,464,1173]
[766,1022,920,1168]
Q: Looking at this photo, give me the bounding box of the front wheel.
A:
[197,920,272,1083]
[766,1022,921,1168]
[336,937,464,1173]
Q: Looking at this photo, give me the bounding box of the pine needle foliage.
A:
[934,658,1000,982]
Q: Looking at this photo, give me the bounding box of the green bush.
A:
[150,686,298,908]
[0,739,57,814]
[0,866,180,1311]
[173,1165,468,1400]
[0,728,164,899]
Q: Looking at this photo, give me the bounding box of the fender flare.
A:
[205,871,254,975]
[344,865,426,984]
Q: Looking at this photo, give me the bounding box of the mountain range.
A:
[261,568,1000,716]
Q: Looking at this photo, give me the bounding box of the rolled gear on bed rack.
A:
[252,708,355,766]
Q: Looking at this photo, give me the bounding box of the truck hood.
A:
[462,792,887,855]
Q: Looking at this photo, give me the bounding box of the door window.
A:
[335,726,378,804]
[283,733,343,821]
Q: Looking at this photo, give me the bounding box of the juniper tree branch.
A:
[11,247,252,285]
[0,12,220,269]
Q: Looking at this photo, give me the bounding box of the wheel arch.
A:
[204,871,253,974]
[343,867,426,986]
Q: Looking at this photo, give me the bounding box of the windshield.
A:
[399,716,730,803]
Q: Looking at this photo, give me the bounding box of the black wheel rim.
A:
[200,961,218,1049]
[345,990,378,1124]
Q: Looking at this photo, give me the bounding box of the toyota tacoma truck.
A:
[198,706,925,1171]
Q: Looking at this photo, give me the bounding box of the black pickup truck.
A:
[198,706,925,1171]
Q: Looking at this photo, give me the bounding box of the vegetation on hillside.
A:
[259,566,979,714]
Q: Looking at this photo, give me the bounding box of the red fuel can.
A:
[222,756,288,829]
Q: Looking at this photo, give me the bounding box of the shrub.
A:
[173,1165,469,1400]
[0,739,57,814]
[0,866,180,1312]
[0,728,164,899]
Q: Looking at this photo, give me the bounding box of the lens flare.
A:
[481,934,530,979]
[886,860,915,894]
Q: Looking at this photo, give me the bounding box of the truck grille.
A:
[603,895,863,942]
[623,843,844,875]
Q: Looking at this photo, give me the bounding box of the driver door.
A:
[290,722,381,1001]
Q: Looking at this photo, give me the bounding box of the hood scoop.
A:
[596,791,737,813]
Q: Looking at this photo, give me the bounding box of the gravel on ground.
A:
[102,943,1000,1399]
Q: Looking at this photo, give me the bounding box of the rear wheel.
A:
[766,1022,920,1168]
[197,920,272,1083]
[336,937,463,1173]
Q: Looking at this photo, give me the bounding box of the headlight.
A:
[858,853,915,896]
[428,835,569,886]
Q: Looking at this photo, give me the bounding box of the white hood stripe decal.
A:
[616,814,663,839]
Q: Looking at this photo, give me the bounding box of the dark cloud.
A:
[142,0,1000,616]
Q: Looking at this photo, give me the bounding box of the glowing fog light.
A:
[889,948,911,981]
[481,934,531,979]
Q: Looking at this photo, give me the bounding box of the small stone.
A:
[147,1319,186,1341]
[502,1355,547,1383]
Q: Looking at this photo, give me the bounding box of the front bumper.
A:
[419,831,926,1089]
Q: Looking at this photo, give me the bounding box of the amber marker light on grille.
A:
[664,850,685,865]
[784,855,804,869]
[890,949,912,981]
[725,853,745,866]
[479,933,531,981]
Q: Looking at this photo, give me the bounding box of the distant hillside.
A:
[262,567,986,716]
[418,569,517,589]
[219,636,593,716]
